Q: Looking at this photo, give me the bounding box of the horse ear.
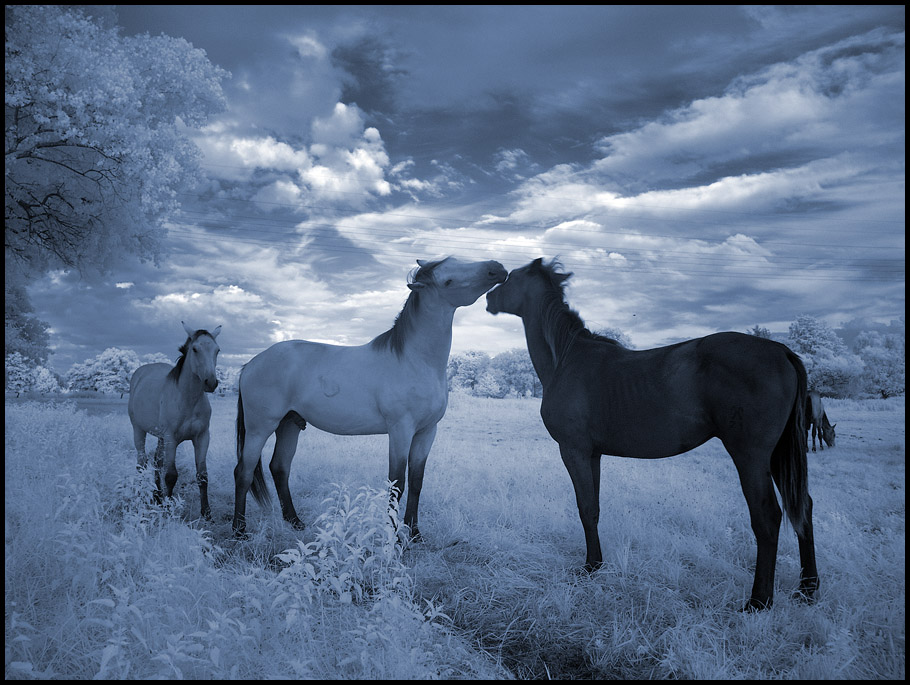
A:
[556,272,573,283]
[407,282,427,291]
[832,423,836,428]
[182,320,194,337]
[416,259,427,267]
[210,325,222,339]
[531,257,543,268]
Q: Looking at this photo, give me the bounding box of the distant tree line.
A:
[4,316,905,400]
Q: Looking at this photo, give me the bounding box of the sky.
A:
[28,5,905,374]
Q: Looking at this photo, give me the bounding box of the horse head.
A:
[486,257,572,317]
[180,321,222,392]
[408,257,507,308]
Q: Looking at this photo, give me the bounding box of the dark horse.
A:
[806,390,836,452]
[486,258,819,611]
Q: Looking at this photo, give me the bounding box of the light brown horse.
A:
[233,257,507,538]
[128,322,221,519]
[486,258,819,611]
[807,390,836,451]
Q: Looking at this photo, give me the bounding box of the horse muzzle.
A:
[204,378,219,393]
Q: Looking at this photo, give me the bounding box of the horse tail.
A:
[236,388,269,507]
[772,351,811,536]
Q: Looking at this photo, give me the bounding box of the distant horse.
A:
[806,391,836,451]
[486,258,818,611]
[129,322,221,519]
[232,257,507,538]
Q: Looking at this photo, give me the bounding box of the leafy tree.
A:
[594,326,635,348]
[788,315,847,357]
[65,347,141,396]
[5,285,50,365]
[5,352,32,396]
[748,325,772,339]
[854,326,905,398]
[489,348,542,398]
[5,5,229,282]
[788,315,863,397]
[447,350,491,392]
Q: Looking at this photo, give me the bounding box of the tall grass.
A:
[5,394,905,679]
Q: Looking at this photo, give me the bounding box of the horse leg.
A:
[402,424,438,541]
[270,415,304,530]
[192,430,212,521]
[559,443,603,572]
[387,423,415,535]
[811,423,818,452]
[161,435,179,501]
[232,429,271,536]
[152,438,165,504]
[132,425,148,469]
[730,452,782,611]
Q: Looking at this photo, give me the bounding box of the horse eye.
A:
[444,279,453,287]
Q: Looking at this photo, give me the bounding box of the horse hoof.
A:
[742,597,773,612]
[793,580,819,604]
[289,518,306,531]
[232,528,251,541]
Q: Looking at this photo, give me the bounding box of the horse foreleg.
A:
[192,431,212,521]
[387,424,414,536]
[132,426,148,469]
[810,423,818,452]
[152,438,165,503]
[270,416,304,530]
[402,424,438,541]
[161,436,179,500]
[559,443,603,572]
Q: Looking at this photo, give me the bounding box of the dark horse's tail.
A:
[771,350,811,536]
[236,388,270,507]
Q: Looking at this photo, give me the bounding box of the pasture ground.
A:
[5,392,905,679]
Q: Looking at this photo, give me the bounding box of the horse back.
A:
[542,332,798,457]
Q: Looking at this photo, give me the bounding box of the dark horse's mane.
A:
[532,258,622,366]
[370,258,449,357]
[166,329,216,383]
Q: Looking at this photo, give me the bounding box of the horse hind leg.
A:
[192,431,213,521]
[728,446,782,611]
[270,412,306,530]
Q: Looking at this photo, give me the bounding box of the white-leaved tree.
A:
[65,347,141,396]
[788,315,864,397]
[853,324,905,398]
[5,352,61,396]
[5,5,228,281]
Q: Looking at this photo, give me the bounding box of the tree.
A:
[447,350,491,392]
[854,327,905,398]
[748,325,772,339]
[4,352,60,395]
[788,315,863,397]
[65,347,141,396]
[489,348,542,397]
[5,285,50,365]
[594,326,634,349]
[5,5,229,283]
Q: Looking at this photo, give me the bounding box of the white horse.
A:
[128,321,221,519]
[233,257,507,537]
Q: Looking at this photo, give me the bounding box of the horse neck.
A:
[400,290,456,370]
[172,358,206,406]
[520,291,587,389]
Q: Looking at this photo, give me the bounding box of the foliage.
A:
[4,402,498,679]
[594,326,635,348]
[853,324,905,398]
[64,346,141,394]
[788,315,866,397]
[748,324,772,339]
[4,351,60,395]
[5,5,228,283]
[4,285,50,365]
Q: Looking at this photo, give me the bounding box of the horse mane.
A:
[370,258,448,357]
[166,329,216,383]
[532,258,621,367]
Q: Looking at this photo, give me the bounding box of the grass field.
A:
[5,392,905,679]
